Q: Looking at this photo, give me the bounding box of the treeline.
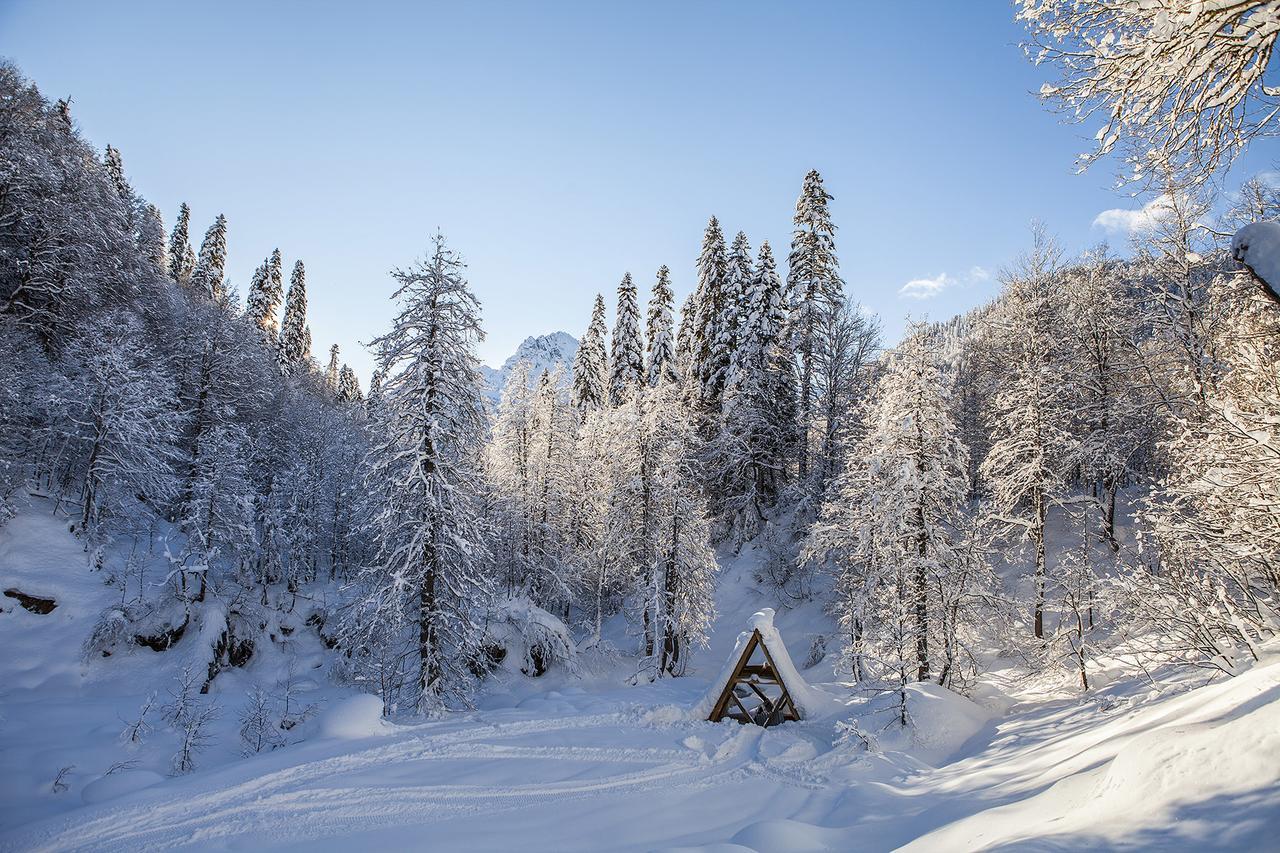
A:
[3,59,1277,724]
[0,64,374,686]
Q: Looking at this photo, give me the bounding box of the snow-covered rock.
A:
[480,332,578,404]
[1231,220,1280,298]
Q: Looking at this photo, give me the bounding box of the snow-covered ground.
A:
[2,500,1279,851]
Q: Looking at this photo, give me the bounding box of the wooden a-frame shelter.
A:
[706,628,801,727]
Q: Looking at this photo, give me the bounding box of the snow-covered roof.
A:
[692,608,841,721]
[1231,220,1280,298]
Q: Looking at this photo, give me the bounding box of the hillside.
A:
[2,496,1278,851]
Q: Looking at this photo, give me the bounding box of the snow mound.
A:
[80,769,165,805]
[1232,220,1280,291]
[692,608,844,721]
[731,818,851,852]
[316,694,392,739]
[902,682,991,764]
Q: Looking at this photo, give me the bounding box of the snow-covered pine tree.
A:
[571,294,609,415]
[717,240,791,541]
[167,202,195,287]
[690,216,728,423]
[336,365,362,405]
[278,261,310,376]
[716,231,753,386]
[190,214,229,302]
[325,344,341,392]
[609,273,644,406]
[139,204,167,274]
[353,233,492,714]
[366,369,384,418]
[645,265,677,386]
[787,170,844,480]
[104,144,130,202]
[245,249,284,339]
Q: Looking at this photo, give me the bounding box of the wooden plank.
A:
[708,631,763,722]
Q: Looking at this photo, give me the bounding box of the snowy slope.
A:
[480,332,578,404]
[2,502,1279,851]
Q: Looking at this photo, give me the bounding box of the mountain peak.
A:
[481,332,579,403]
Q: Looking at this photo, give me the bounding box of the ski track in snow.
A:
[6,713,774,852]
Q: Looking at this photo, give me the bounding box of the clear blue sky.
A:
[2,1,1272,382]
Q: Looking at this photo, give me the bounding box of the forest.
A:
[1,1,1278,849]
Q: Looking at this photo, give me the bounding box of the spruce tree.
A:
[104,145,131,203]
[353,233,491,714]
[278,261,310,375]
[139,204,167,273]
[787,170,844,480]
[717,231,753,384]
[167,203,194,286]
[336,365,362,404]
[325,344,341,392]
[571,294,609,415]
[190,214,229,301]
[690,217,728,421]
[609,273,643,406]
[366,369,385,418]
[718,240,791,540]
[646,265,677,386]
[245,249,284,338]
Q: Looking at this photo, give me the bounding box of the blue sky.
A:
[2,0,1272,381]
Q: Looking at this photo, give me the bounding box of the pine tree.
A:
[336,365,363,405]
[571,294,609,415]
[717,231,753,380]
[689,216,728,421]
[245,249,284,338]
[366,369,384,418]
[139,204,167,273]
[353,233,491,715]
[609,273,644,406]
[104,145,131,204]
[646,265,677,386]
[167,203,195,286]
[190,214,229,302]
[325,344,341,392]
[278,261,310,375]
[787,170,844,480]
[717,240,791,540]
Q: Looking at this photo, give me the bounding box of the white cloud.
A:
[1092,195,1175,235]
[898,265,990,300]
[900,273,954,300]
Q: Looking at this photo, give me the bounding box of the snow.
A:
[79,771,164,806]
[315,695,392,740]
[2,500,1279,851]
[480,332,578,404]
[1231,220,1280,291]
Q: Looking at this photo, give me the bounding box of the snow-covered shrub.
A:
[483,596,577,678]
[238,686,283,755]
[82,606,132,659]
